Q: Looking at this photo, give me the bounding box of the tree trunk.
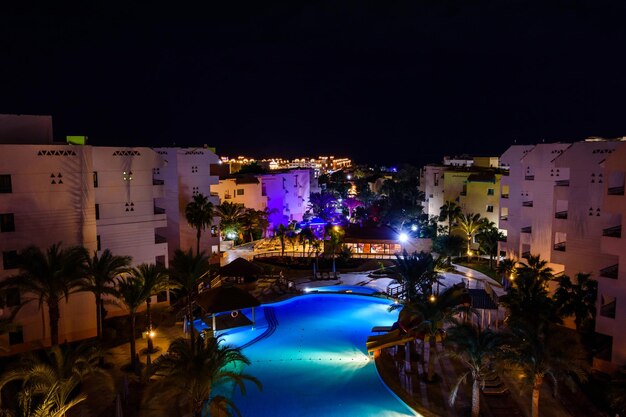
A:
[188,297,195,352]
[146,297,154,352]
[196,228,202,255]
[532,374,543,417]
[129,312,137,368]
[467,238,471,262]
[49,300,61,346]
[96,296,102,340]
[427,336,437,381]
[472,378,480,417]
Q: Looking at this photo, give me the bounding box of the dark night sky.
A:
[2,1,626,166]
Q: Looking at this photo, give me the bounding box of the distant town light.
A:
[411,225,418,232]
[398,233,408,243]
[347,174,352,180]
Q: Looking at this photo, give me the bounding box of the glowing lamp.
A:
[429,294,436,302]
[149,330,156,339]
[398,233,408,243]
[411,225,418,232]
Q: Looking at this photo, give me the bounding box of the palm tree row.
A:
[393,251,591,417]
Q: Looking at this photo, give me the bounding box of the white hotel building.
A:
[0,115,221,351]
[499,139,626,369]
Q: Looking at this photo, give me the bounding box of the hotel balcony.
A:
[224,194,232,200]
[155,234,167,244]
[525,175,535,181]
[153,206,166,215]
[608,186,625,196]
[554,211,568,220]
[522,201,533,207]
[152,178,165,198]
[522,251,531,259]
[555,179,570,187]
[498,235,507,242]
[521,226,532,233]
[600,264,619,280]
[500,215,508,222]
[553,241,566,252]
[501,193,509,199]
[603,225,622,238]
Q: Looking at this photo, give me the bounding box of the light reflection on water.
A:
[218,294,420,417]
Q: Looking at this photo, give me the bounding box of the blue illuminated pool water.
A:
[213,294,419,417]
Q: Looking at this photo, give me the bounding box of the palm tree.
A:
[393,250,443,303]
[216,202,247,241]
[240,209,260,242]
[496,258,516,289]
[0,342,111,416]
[78,249,132,340]
[306,192,337,222]
[444,322,502,417]
[131,263,176,352]
[116,275,149,370]
[0,243,85,346]
[439,201,461,236]
[402,283,469,381]
[499,255,558,330]
[298,226,316,257]
[455,213,483,260]
[343,197,362,221]
[0,379,86,417]
[500,324,588,417]
[274,224,288,257]
[185,193,215,255]
[553,273,598,333]
[169,249,210,352]
[475,222,503,269]
[146,335,261,417]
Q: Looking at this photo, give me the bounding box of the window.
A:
[5,288,20,307]
[8,327,24,345]
[0,213,15,232]
[0,175,12,193]
[487,188,494,195]
[486,205,494,213]
[2,251,18,270]
[95,204,100,220]
[236,189,244,196]
[96,235,101,251]
[261,185,267,196]
[93,172,98,188]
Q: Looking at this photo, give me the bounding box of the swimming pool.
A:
[213,293,419,417]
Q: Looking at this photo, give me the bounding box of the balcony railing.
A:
[555,180,570,187]
[155,234,167,244]
[153,206,166,215]
[501,193,509,199]
[522,201,534,207]
[521,226,532,233]
[600,264,619,279]
[210,192,219,197]
[553,242,566,252]
[152,178,164,185]
[500,215,508,221]
[602,225,622,238]
[555,211,568,219]
[498,235,507,242]
[522,251,531,259]
[224,194,232,200]
[608,186,625,196]
[525,175,535,181]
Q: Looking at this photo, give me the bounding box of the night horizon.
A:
[2,1,626,165]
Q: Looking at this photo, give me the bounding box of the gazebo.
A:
[196,286,261,333]
[220,257,263,284]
